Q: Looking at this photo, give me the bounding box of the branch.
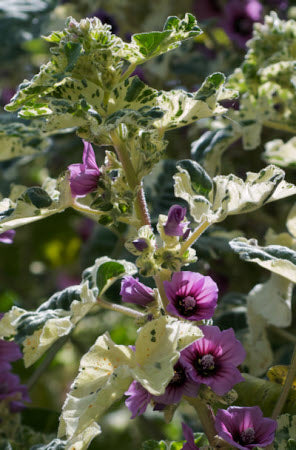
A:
[272,344,296,419]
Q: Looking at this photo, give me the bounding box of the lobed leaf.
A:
[175,165,296,225]
[0,176,72,233]
[229,237,296,283]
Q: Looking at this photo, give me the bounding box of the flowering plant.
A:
[1,2,296,449]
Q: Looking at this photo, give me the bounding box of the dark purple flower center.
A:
[0,382,9,394]
[169,365,186,387]
[239,427,255,444]
[194,354,216,376]
[176,295,197,316]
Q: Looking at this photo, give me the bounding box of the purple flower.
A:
[132,238,148,252]
[120,277,154,306]
[215,406,277,449]
[181,423,199,450]
[181,326,246,395]
[125,360,199,418]
[0,230,15,244]
[163,272,218,321]
[125,381,152,418]
[0,339,22,372]
[222,0,263,48]
[68,140,100,197]
[0,371,30,412]
[164,205,188,237]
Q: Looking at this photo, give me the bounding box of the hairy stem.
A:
[27,335,69,390]
[272,344,296,419]
[97,297,145,319]
[180,220,210,255]
[186,397,217,446]
[111,132,151,227]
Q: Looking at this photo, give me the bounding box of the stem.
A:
[180,221,210,255]
[185,396,217,446]
[120,63,137,83]
[72,200,102,217]
[97,297,145,319]
[264,120,296,135]
[27,335,69,390]
[111,132,151,228]
[269,326,296,344]
[272,344,296,419]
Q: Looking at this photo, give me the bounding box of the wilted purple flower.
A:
[215,406,277,449]
[264,0,288,9]
[0,339,22,372]
[0,230,15,244]
[125,360,199,418]
[181,423,199,450]
[193,0,223,21]
[120,276,154,306]
[181,326,246,395]
[164,205,188,237]
[68,140,100,197]
[91,9,118,33]
[163,272,218,321]
[0,371,30,412]
[132,238,148,252]
[222,0,263,48]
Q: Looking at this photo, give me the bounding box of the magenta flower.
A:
[0,339,22,372]
[163,272,218,321]
[68,140,100,197]
[0,230,15,244]
[0,371,30,412]
[215,406,277,449]
[181,423,199,450]
[222,0,262,48]
[125,381,152,419]
[120,276,154,306]
[181,326,246,395]
[164,205,188,237]
[125,360,199,418]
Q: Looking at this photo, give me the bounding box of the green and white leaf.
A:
[191,127,239,177]
[247,274,293,328]
[58,332,133,440]
[244,302,273,376]
[229,237,296,283]
[264,137,296,168]
[2,282,97,367]
[174,164,296,224]
[131,317,202,395]
[82,256,137,295]
[0,176,72,233]
[120,13,202,64]
[0,120,50,161]
[287,204,296,239]
[274,415,296,450]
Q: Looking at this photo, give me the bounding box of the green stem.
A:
[185,397,217,446]
[264,120,296,135]
[97,297,145,319]
[111,131,151,228]
[272,344,296,420]
[120,63,137,83]
[180,220,210,255]
[72,200,102,218]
